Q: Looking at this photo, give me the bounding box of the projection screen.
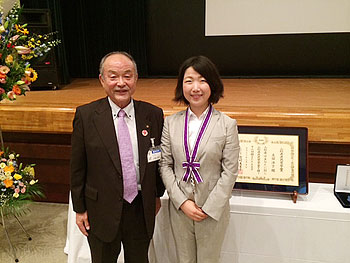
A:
[205,0,350,36]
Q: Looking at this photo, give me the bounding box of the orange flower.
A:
[0,72,6,84]
[4,178,14,188]
[0,151,4,156]
[12,85,21,95]
[4,165,14,173]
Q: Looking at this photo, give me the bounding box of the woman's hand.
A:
[180,200,208,222]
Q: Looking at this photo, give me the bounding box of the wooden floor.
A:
[1,78,349,143]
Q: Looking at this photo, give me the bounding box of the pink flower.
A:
[7,91,16,100]
[0,65,10,74]
[15,46,31,55]
[21,85,30,91]
[11,35,20,41]
[15,187,20,194]
[21,187,26,193]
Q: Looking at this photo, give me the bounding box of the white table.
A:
[65,183,350,263]
[221,183,350,263]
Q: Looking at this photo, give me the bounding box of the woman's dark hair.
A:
[174,55,224,105]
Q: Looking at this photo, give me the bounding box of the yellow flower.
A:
[15,24,29,35]
[29,167,35,177]
[13,192,19,198]
[9,154,15,159]
[25,68,38,82]
[5,55,14,64]
[0,163,6,169]
[22,54,34,60]
[29,179,38,185]
[13,173,22,180]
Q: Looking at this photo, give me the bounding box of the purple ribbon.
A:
[182,105,213,184]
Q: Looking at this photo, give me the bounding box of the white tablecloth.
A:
[64,192,92,263]
[64,192,124,263]
[65,183,350,263]
[64,192,168,263]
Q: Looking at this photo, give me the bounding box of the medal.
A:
[182,104,213,184]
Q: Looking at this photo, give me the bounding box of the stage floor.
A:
[1,78,350,143]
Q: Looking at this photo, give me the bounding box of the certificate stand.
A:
[291,191,298,203]
[0,208,32,262]
[234,126,309,197]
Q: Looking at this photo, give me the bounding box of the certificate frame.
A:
[234,126,308,195]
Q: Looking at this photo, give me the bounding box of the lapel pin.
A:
[142,130,148,137]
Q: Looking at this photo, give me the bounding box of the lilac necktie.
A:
[118,109,138,203]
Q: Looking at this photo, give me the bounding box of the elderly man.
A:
[70,51,165,263]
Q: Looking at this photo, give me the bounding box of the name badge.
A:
[148,138,161,163]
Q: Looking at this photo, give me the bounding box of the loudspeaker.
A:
[19,9,61,90]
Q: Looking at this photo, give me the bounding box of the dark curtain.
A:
[21,0,148,78]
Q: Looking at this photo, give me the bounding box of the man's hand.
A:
[76,211,90,236]
[180,200,208,222]
[155,197,161,215]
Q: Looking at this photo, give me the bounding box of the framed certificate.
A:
[334,164,350,208]
[234,126,308,195]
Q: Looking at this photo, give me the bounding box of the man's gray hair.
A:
[99,51,138,76]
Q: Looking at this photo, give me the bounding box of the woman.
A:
[159,55,240,263]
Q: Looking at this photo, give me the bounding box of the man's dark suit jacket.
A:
[70,97,165,243]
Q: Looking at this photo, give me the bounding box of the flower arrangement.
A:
[0,3,60,101]
[0,147,44,216]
